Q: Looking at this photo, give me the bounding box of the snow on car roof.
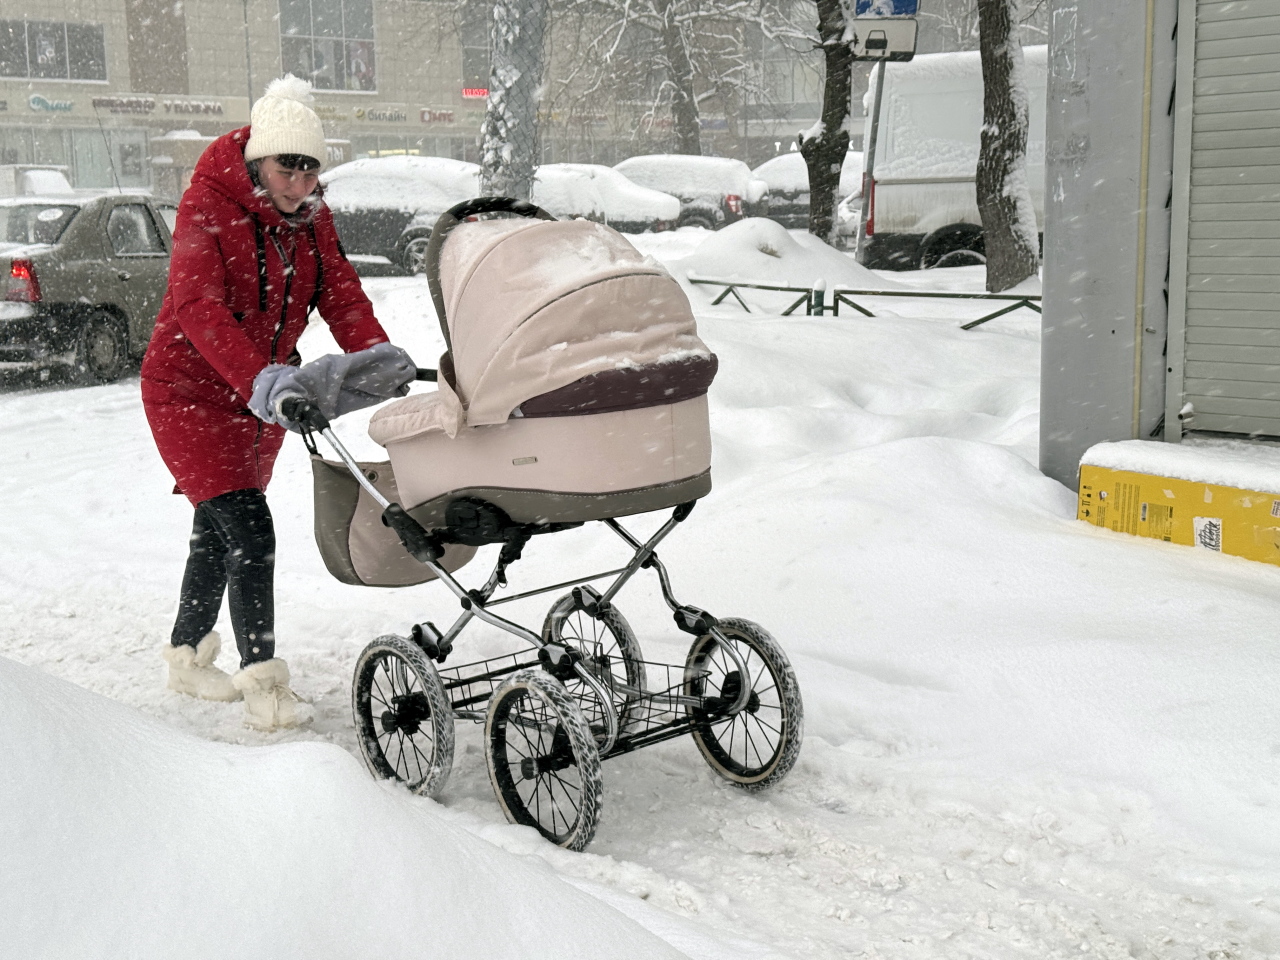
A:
[321,155,480,214]
[752,151,864,198]
[533,164,679,223]
[614,154,762,202]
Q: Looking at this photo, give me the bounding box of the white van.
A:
[857,45,1047,270]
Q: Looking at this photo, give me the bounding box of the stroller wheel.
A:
[485,669,603,852]
[684,618,803,791]
[543,590,646,750]
[352,635,455,797]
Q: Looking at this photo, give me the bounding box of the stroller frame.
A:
[299,404,802,851]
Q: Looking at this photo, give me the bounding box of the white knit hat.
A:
[244,75,328,170]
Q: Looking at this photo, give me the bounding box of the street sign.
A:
[850,17,918,61]
[855,0,919,15]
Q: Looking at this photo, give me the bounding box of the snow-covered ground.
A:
[3,224,1279,958]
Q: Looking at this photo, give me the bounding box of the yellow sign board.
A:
[1078,465,1280,565]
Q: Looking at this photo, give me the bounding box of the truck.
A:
[857,45,1047,271]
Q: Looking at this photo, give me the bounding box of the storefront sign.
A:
[420,108,455,124]
[162,99,224,115]
[354,107,408,122]
[28,94,73,112]
[93,96,156,114]
[461,88,488,100]
[314,104,348,121]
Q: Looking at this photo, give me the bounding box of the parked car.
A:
[531,164,679,233]
[613,155,768,230]
[857,46,1047,270]
[321,156,480,273]
[751,151,863,230]
[0,192,173,382]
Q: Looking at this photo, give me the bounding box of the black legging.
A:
[170,488,276,668]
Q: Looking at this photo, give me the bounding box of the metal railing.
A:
[685,275,1042,330]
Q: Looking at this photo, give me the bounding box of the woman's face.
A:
[258,156,319,214]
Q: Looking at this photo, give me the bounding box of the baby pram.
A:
[296,197,803,851]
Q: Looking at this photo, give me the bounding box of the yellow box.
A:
[1078,464,1280,566]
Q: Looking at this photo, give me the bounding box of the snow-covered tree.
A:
[797,0,853,243]
[975,0,1039,291]
[481,0,549,199]
[550,0,808,156]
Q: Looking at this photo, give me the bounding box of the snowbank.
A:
[0,655,691,960]
[615,155,767,204]
[668,218,897,291]
[321,156,480,213]
[752,152,863,198]
[1082,438,1280,494]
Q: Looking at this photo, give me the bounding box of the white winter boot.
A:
[162,632,242,702]
[231,658,313,731]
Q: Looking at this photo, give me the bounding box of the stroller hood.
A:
[430,217,712,435]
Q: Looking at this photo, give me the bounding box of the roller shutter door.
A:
[1182,0,1280,436]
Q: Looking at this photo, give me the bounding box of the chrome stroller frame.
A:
[293,397,803,851]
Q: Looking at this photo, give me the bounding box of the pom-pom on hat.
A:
[244,75,328,170]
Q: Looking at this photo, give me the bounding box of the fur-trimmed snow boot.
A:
[162,632,242,702]
[231,658,313,731]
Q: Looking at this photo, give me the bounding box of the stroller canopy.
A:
[431,217,713,431]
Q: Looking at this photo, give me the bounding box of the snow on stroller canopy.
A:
[435,217,711,429]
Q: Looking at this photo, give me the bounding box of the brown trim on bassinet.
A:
[516,354,718,419]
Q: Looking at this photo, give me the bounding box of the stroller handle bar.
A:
[425,196,557,361]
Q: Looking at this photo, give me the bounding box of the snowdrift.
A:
[0,656,689,960]
[670,218,897,292]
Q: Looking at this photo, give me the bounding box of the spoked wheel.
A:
[401,235,431,274]
[485,669,603,851]
[543,590,646,747]
[684,618,803,791]
[352,635,455,797]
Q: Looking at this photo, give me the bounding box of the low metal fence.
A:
[685,275,1042,330]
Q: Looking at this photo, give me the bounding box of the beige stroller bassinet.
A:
[311,198,716,586]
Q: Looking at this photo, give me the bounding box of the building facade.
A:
[0,0,825,196]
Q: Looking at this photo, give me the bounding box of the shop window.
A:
[459,1,489,93]
[279,0,376,91]
[0,20,106,81]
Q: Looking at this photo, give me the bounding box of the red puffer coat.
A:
[141,127,388,505]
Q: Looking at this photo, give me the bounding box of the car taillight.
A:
[726,194,743,216]
[7,259,41,302]
[864,175,876,236]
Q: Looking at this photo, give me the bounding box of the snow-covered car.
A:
[752,151,863,230]
[392,163,681,274]
[531,164,679,233]
[321,156,480,273]
[0,192,173,382]
[613,155,768,230]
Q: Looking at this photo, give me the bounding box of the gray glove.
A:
[284,342,416,425]
[248,363,307,426]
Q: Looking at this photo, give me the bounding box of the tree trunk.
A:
[800,0,853,244]
[975,0,1039,292]
[481,0,549,200]
[656,0,701,154]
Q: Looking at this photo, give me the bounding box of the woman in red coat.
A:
[142,76,411,730]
